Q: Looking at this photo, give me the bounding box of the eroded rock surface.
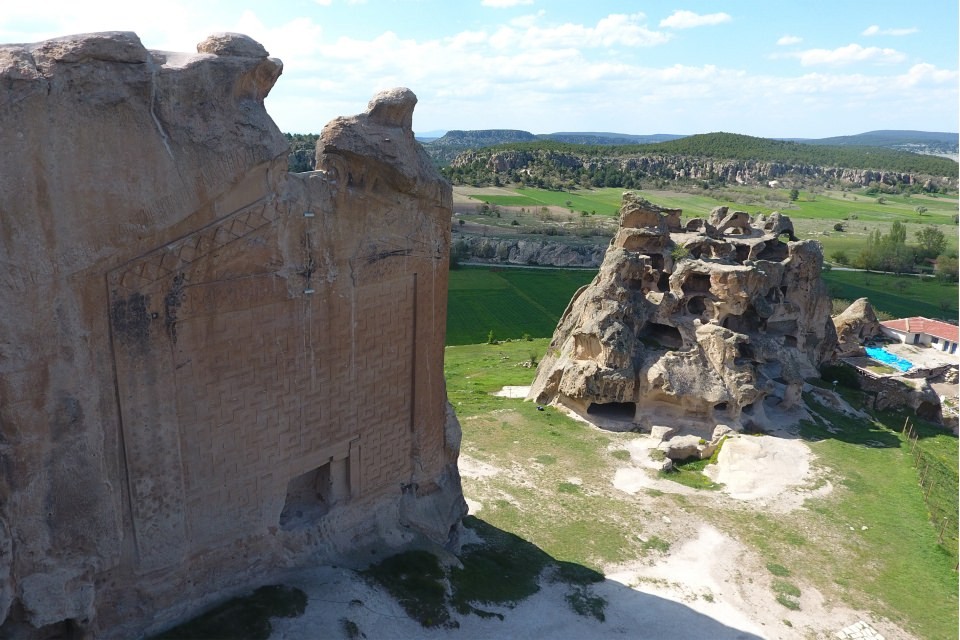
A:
[0,32,464,639]
[528,195,837,434]
[833,297,882,357]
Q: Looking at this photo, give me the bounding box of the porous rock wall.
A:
[528,194,837,433]
[0,32,465,639]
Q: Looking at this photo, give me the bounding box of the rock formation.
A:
[452,235,605,268]
[0,32,464,639]
[832,298,882,357]
[528,194,837,435]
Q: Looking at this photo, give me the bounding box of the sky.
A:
[2,0,958,138]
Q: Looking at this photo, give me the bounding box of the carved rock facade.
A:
[528,194,837,433]
[0,32,464,638]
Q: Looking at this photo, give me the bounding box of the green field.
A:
[447,266,958,345]
[823,270,957,319]
[446,267,597,345]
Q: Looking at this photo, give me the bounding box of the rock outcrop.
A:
[833,298,882,357]
[528,195,837,434]
[452,235,605,268]
[0,32,464,639]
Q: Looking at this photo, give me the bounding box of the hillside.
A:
[443,133,958,192]
[798,130,958,158]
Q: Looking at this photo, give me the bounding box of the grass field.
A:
[458,185,960,261]
[446,267,597,345]
[822,270,957,319]
[444,340,959,639]
[447,266,959,346]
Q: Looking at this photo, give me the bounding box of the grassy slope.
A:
[444,340,959,639]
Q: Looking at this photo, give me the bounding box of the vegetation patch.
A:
[659,439,725,490]
[362,550,454,628]
[364,517,608,628]
[150,585,307,640]
[640,535,671,554]
[610,449,631,461]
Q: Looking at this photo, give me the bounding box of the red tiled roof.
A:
[881,317,960,343]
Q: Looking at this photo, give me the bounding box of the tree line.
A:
[832,222,958,281]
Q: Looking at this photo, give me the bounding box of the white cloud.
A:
[481,0,533,7]
[500,13,669,49]
[776,35,802,46]
[896,63,958,87]
[795,43,906,66]
[862,25,918,36]
[659,10,731,29]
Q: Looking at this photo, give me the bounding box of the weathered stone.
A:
[528,192,836,435]
[658,435,709,460]
[0,32,464,639]
[197,32,269,57]
[833,297,882,357]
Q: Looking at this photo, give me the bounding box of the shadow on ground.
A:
[267,515,764,640]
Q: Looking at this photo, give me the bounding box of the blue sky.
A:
[3,0,957,137]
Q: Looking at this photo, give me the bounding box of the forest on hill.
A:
[285,131,958,193]
[442,133,957,193]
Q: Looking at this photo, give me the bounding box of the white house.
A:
[880,317,959,355]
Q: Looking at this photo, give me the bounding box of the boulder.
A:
[833,297,882,357]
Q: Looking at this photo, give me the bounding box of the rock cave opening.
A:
[757,240,788,262]
[680,272,711,295]
[735,341,756,365]
[279,459,350,531]
[649,253,665,271]
[723,308,764,334]
[783,335,798,348]
[734,244,750,263]
[586,401,637,421]
[641,322,683,350]
[657,271,671,292]
[767,319,799,336]
[686,296,707,316]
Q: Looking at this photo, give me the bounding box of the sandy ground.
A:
[267,387,911,640]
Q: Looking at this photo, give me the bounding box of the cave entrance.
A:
[687,296,707,316]
[587,402,637,421]
[279,458,351,530]
[643,322,683,349]
[681,272,711,295]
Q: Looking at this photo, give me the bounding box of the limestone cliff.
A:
[528,194,837,433]
[0,32,464,639]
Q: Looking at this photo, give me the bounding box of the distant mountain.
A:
[788,130,958,160]
[540,132,685,145]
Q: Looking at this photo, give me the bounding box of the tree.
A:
[914,225,947,261]
[935,255,959,282]
[789,188,799,201]
[915,206,928,216]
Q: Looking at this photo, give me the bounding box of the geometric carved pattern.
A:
[109,202,417,570]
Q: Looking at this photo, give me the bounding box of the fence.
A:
[901,418,959,553]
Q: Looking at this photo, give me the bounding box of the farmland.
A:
[454,185,960,261]
[446,266,596,345]
[447,265,958,345]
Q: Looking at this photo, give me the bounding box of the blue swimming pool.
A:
[865,346,914,372]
